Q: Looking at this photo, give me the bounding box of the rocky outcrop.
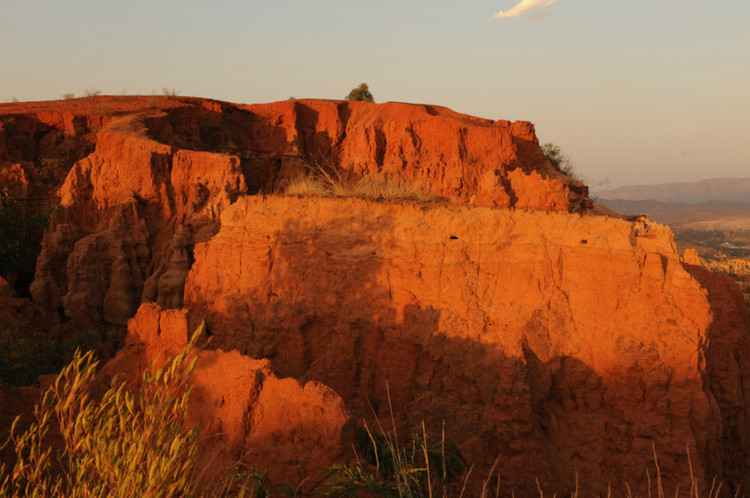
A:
[184,195,750,495]
[683,265,750,490]
[243,100,588,211]
[100,303,353,490]
[9,97,587,346]
[2,97,748,495]
[27,108,247,344]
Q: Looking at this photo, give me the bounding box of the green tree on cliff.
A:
[345,83,375,103]
[541,142,578,180]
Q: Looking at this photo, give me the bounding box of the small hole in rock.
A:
[580,239,588,244]
[449,236,458,240]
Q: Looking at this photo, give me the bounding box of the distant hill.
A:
[597,198,750,263]
[597,199,750,227]
[594,177,750,203]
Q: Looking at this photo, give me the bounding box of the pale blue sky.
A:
[1,0,748,187]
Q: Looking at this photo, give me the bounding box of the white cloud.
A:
[492,0,559,19]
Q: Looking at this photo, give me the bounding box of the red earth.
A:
[1,96,748,495]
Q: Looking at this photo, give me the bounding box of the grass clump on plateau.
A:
[286,157,437,203]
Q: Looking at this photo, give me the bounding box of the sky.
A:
[1,0,748,188]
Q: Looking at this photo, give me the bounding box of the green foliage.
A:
[0,328,100,386]
[221,464,280,498]
[345,83,374,103]
[541,142,578,180]
[319,422,465,497]
[0,327,205,497]
[0,189,50,282]
[36,156,62,186]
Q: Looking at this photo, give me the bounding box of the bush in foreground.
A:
[0,330,202,497]
[0,325,734,497]
[319,421,467,497]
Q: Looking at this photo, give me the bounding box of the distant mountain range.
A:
[597,199,750,227]
[595,179,750,261]
[594,177,750,203]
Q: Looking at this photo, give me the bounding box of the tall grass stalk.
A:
[0,326,205,497]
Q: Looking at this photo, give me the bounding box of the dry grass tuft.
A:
[285,156,439,203]
[0,326,205,497]
[285,176,330,197]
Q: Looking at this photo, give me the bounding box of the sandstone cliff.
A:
[100,303,353,490]
[2,97,588,346]
[183,195,750,495]
[1,97,748,495]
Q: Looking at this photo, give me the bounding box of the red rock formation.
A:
[184,195,750,495]
[99,303,353,490]
[245,99,586,210]
[2,97,748,495]
[683,265,750,491]
[6,96,586,346]
[26,107,247,343]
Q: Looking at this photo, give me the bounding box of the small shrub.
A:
[345,83,374,103]
[162,87,180,98]
[36,156,62,185]
[541,142,579,180]
[0,326,205,497]
[83,88,102,97]
[319,421,465,497]
[61,93,75,100]
[219,464,289,498]
[0,328,100,386]
[0,189,51,282]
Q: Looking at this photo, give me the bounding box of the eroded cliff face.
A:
[1,97,748,495]
[99,303,353,490]
[0,97,587,346]
[183,195,750,495]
